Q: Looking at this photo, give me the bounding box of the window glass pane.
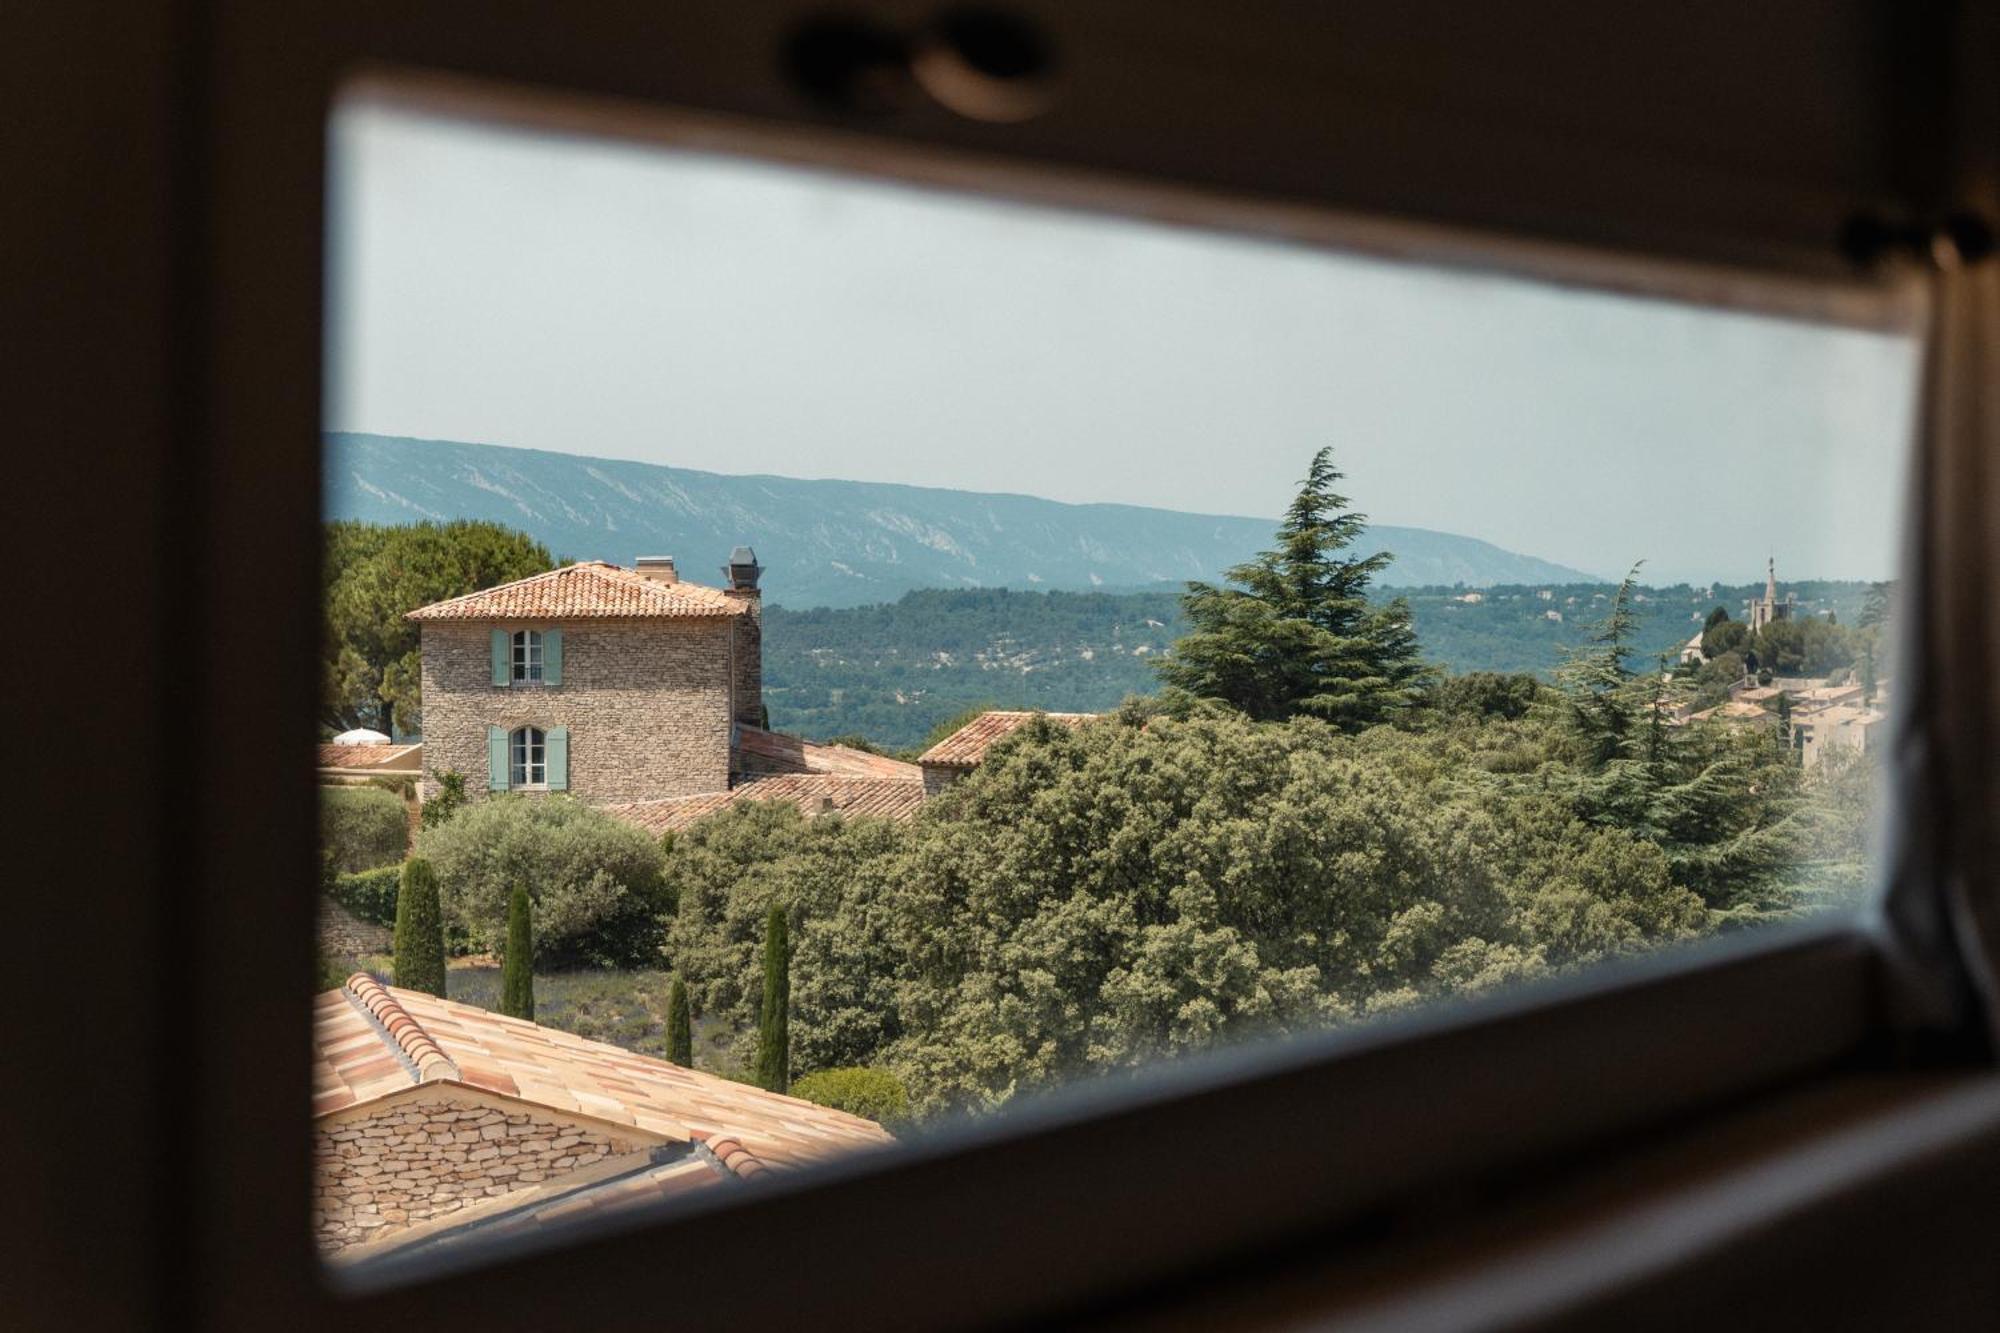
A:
[317,94,1917,1270]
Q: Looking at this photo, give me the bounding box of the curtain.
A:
[1881,240,2000,1049]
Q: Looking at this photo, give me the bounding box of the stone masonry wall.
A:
[727,591,762,726]
[420,619,734,805]
[314,1095,647,1254]
[318,898,392,960]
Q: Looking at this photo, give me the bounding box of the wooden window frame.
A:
[507,724,546,790]
[509,629,544,684]
[127,2,1993,1329]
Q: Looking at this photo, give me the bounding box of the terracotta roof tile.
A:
[314,977,893,1175]
[734,726,922,781]
[316,742,422,769]
[605,773,927,836]
[405,562,748,622]
[917,710,1097,769]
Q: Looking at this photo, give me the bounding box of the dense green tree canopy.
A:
[1155,449,1428,729]
[323,520,555,735]
[659,677,1877,1120]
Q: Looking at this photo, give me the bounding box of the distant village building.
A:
[1748,556,1797,632]
[1794,702,1888,768]
[313,974,891,1259]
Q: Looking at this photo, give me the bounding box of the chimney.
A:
[635,556,678,584]
[722,546,762,593]
[722,545,764,728]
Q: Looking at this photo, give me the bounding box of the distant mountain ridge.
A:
[325,433,1603,609]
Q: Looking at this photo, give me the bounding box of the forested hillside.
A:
[762,579,1877,748]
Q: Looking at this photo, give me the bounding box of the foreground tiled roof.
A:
[405,562,748,622]
[314,975,893,1171]
[735,725,923,781]
[316,742,422,770]
[605,773,928,836]
[352,1153,735,1262]
[917,710,1097,769]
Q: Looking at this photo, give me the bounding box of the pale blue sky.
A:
[327,100,1919,584]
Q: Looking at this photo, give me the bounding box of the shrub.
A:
[501,885,535,1021]
[789,1067,910,1132]
[393,858,447,997]
[421,770,468,831]
[330,864,403,928]
[416,794,669,968]
[321,784,409,873]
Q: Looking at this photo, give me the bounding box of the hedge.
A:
[321,784,409,873]
[329,864,402,928]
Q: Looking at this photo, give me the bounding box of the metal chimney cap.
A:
[728,546,759,567]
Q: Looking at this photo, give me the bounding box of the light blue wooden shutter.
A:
[544,628,563,686]
[487,725,509,790]
[546,727,569,790]
[491,629,510,686]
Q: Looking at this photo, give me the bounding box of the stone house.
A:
[406,552,767,806]
[314,973,893,1261]
[407,549,939,824]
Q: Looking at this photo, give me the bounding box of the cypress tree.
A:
[666,973,693,1067]
[392,857,446,997]
[1775,690,1794,759]
[500,885,534,1021]
[754,905,790,1093]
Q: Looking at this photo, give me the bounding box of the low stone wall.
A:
[314,1094,647,1253]
[318,898,392,960]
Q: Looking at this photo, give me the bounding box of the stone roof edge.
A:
[344,973,460,1085]
[689,1129,772,1181]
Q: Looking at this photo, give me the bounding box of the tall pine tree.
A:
[754,905,790,1093]
[1554,566,1808,917]
[1155,447,1426,728]
[500,885,535,1021]
[1554,564,1645,769]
